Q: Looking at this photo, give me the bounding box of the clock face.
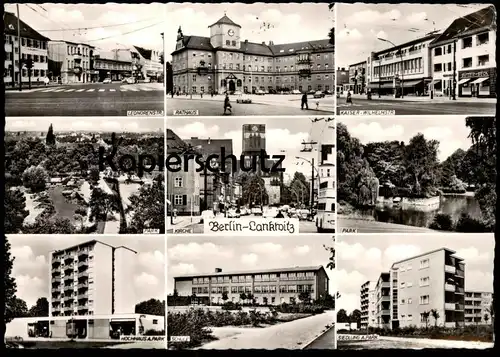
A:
[228,29,234,37]
[252,125,258,132]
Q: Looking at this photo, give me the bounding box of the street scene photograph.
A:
[165,3,335,116]
[166,117,334,234]
[166,235,336,350]
[335,234,494,349]
[4,3,165,116]
[5,117,165,235]
[5,235,166,349]
[336,4,496,115]
[337,116,496,234]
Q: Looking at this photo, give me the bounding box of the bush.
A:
[429,213,454,231]
[144,329,165,336]
[222,302,242,311]
[455,213,490,233]
[167,310,215,349]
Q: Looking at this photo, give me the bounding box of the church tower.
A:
[209,13,241,49]
[175,26,184,51]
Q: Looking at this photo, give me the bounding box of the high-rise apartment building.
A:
[465,291,493,325]
[174,266,329,305]
[360,281,376,329]
[363,248,466,329]
[50,240,137,317]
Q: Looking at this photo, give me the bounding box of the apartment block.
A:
[47,40,96,84]
[465,291,493,325]
[50,240,137,317]
[174,266,329,305]
[364,248,466,329]
[360,281,377,329]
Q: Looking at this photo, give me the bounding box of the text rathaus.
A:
[171,15,335,94]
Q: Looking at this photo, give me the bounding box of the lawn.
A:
[48,186,81,223]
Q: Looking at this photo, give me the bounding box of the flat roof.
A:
[52,240,137,256]
[391,247,462,268]
[174,265,325,279]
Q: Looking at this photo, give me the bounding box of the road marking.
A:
[76,89,85,92]
[53,89,66,92]
[98,89,105,92]
[41,89,57,92]
[87,89,95,92]
[65,89,75,92]
[110,89,116,92]
[128,88,139,91]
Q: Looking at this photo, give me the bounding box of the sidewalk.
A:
[346,93,497,104]
[197,311,335,349]
[166,215,201,230]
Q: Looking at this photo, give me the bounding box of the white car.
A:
[256,89,265,95]
[251,207,263,216]
[236,93,252,104]
[263,207,278,218]
[291,89,301,94]
[227,209,241,218]
[200,210,215,223]
[103,78,112,84]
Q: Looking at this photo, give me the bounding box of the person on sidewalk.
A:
[224,94,232,115]
[301,92,309,110]
[44,76,49,87]
[346,90,353,105]
[171,90,174,99]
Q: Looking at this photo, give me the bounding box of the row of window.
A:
[192,272,315,284]
[174,74,332,84]
[373,57,424,77]
[4,68,48,78]
[67,59,91,70]
[434,55,490,72]
[4,35,47,49]
[67,45,91,57]
[434,33,490,56]
[5,51,49,63]
[94,61,132,71]
[192,284,314,295]
[176,51,331,63]
[173,84,329,95]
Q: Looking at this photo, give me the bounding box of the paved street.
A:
[338,216,436,233]
[337,96,496,115]
[303,324,336,349]
[197,310,335,349]
[167,94,334,116]
[5,82,164,116]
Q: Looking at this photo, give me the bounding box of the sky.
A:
[336,3,490,68]
[166,234,335,295]
[339,115,475,162]
[165,3,334,61]
[4,3,164,52]
[7,235,165,308]
[335,233,495,314]
[6,117,164,133]
[167,117,335,180]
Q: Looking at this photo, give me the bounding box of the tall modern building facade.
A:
[464,291,494,325]
[50,240,137,317]
[174,266,329,305]
[363,248,466,329]
[360,281,376,329]
[171,14,334,94]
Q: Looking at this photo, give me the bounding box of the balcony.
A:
[52,258,61,267]
[78,272,89,279]
[52,306,61,312]
[456,304,465,311]
[445,283,456,292]
[64,265,73,273]
[52,270,61,277]
[379,282,390,288]
[64,274,74,282]
[379,309,390,315]
[297,58,312,65]
[64,294,74,301]
[78,260,88,269]
[298,69,311,78]
[51,287,61,293]
[63,254,73,263]
[77,283,88,290]
[445,265,456,274]
[52,277,61,284]
[64,284,74,292]
[379,295,390,302]
[455,270,465,278]
[456,287,465,294]
[77,292,88,300]
[63,306,74,312]
[445,303,456,310]
[78,249,89,258]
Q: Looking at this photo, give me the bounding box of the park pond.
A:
[351,194,482,229]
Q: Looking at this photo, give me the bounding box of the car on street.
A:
[296,209,311,220]
[323,89,333,95]
[251,206,263,216]
[263,207,279,218]
[200,210,215,223]
[313,91,326,98]
[307,89,316,95]
[227,208,240,218]
[122,77,137,84]
[236,92,252,104]
[291,89,301,94]
[255,89,265,95]
[103,78,112,84]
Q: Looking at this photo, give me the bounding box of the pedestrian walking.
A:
[346,90,353,105]
[200,91,203,99]
[171,91,174,98]
[44,76,49,87]
[224,93,232,114]
[315,101,320,110]
[301,92,309,110]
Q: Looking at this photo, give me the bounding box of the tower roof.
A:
[209,14,241,28]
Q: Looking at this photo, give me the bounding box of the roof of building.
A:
[174,265,326,279]
[374,33,440,57]
[49,39,94,48]
[4,12,50,42]
[429,5,496,47]
[391,247,463,268]
[94,51,132,64]
[209,14,241,28]
[51,240,137,256]
[133,45,153,60]
[172,36,333,57]
[349,60,367,67]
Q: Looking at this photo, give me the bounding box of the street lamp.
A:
[377,37,404,99]
[295,156,320,210]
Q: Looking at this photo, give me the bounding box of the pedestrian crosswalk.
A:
[28,84,162,94]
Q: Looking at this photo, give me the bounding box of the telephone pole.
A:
[17,4,22,92]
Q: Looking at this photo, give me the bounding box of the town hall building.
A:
[170,14,335,95]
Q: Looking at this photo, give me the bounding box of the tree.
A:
[28,297,49,317]
[222,291,229,303]
[5,188,29,234]
[240,292,247,304]
[89,187,120,222]
[89,166,100,183]
[135,298,165,316]
[324,244,335,270]
[46,123,56,146]
[349,309,362,329]
[298,291,311,304]
[22,165,49,192]
[484,313,490,325]
[73,214,84,232]
[328,3,334,46]
[422,311,430,329]
[289,171,311,206]
[430,308,440,327]
[241,175,268,207]
[246,293,254,306]
[337,309,349,323]
[9,298,29,319]
[172,289,179,306]
[5,237,19,324]
[24,216,76,234]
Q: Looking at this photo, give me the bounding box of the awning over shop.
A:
[367,82,393,89]
[402,79,423,88]
[470,77,488,84]
[457,78,471,85]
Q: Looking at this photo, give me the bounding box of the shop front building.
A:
[48,40,95,84]
[348,61,367,94]
[171,15,334,95]
[93,55,133,82]
[429,5,496,98]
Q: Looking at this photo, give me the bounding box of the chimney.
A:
[268,41,274,46]
[215,268,222,273]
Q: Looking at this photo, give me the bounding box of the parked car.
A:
[251,206,263,216]
[291,89,301,94]
[227,209,240,218]
[323,89,333,95]
[256,89,265,95]
[103,78,112,84]
[313,91,326,98]
[263,207,278,218]
[268,88,277,94]
[236,92,252,104]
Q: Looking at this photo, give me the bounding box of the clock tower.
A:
[209,13,241,49]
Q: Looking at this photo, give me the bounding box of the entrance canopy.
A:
[470,77,488,84]
[458,78,471,85]
[402,79,423,88]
